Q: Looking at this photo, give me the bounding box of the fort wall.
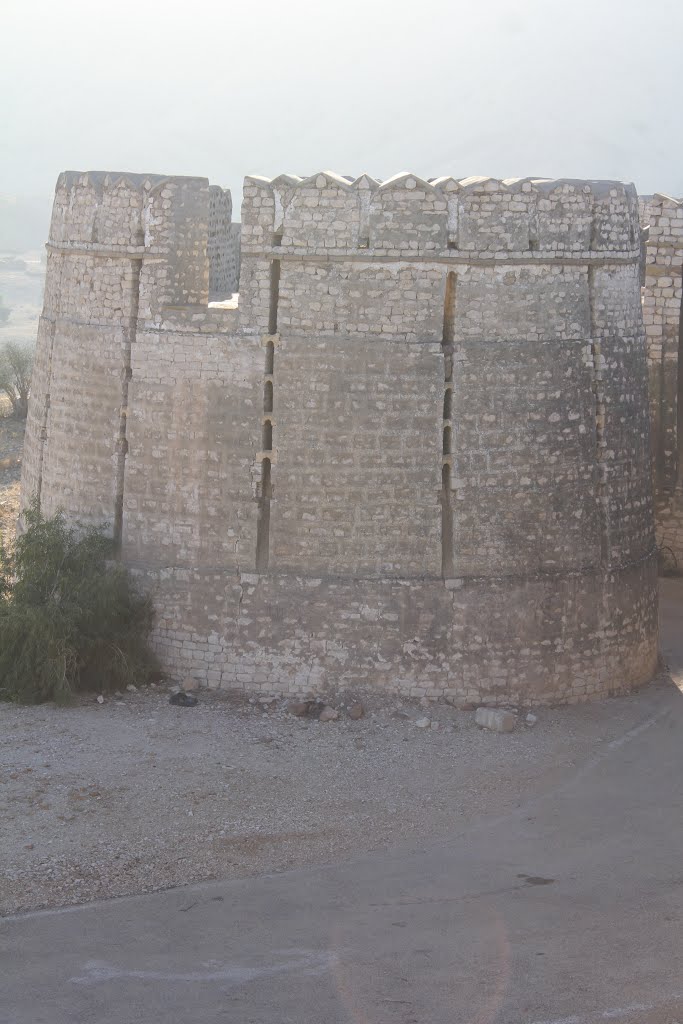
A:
[20,170,659,704]
[640,193,683,569]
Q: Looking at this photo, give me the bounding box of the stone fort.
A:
[20,168,671,706]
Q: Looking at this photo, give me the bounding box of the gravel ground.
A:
[0,679,669,917]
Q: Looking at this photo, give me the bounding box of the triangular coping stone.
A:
[243,176,276,190]
[351,174,381,191]
[431,176,460,193]
[270,174,303,187]
[500,177,542,193]
[651,192,683,208]
[377,172,436,192]
[298,171,355,190]
[457,177,506,193]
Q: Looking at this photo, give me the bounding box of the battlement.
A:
[241,172,641,259]
[47,170,241,313]
[641,193,683,249]
[648,192,683,207]
[45,170,642,327]
[50,171,210,252]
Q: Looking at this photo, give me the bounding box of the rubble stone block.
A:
[475,708,517,733]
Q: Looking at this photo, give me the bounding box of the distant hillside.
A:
[0,194,52,253]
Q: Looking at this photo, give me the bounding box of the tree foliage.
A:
[0,341,33,418]
[0,500,158,704]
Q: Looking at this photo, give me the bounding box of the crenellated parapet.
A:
[46,171,219,315]
[50,171,208,254]
[23,171,239,534]
[241,172,641,259]
[642,192,683,252]
[237,171,644,350]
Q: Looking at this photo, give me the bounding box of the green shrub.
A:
[0,500,158,704]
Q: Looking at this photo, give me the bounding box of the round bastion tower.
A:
[20,169,659,705]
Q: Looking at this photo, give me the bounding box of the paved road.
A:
[2,582,682,1024]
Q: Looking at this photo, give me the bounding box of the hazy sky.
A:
[3,0,683,216]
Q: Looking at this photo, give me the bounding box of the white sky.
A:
[3,0,682,212]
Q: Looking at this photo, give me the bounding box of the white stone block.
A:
[475,708,516,733]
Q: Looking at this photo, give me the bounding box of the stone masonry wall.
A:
[641,193,683,569]
[20,169,659,705]
[208,186,240,299]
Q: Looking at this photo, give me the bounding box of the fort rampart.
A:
[640,193,683,569]
[20,169,659,704]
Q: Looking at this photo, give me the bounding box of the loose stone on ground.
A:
[475,708,517,733]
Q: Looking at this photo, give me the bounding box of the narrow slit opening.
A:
[441,463,454,578]
[443,389,452,421]
[264,380,273,414]
[262,420,273,451]
[442,271,456,345]
[265,340,275,375]
[113,259,141,551]
[442,425,452,456]
[268,259,281,335]
[255,458,272,572]
[260,458,272,499]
